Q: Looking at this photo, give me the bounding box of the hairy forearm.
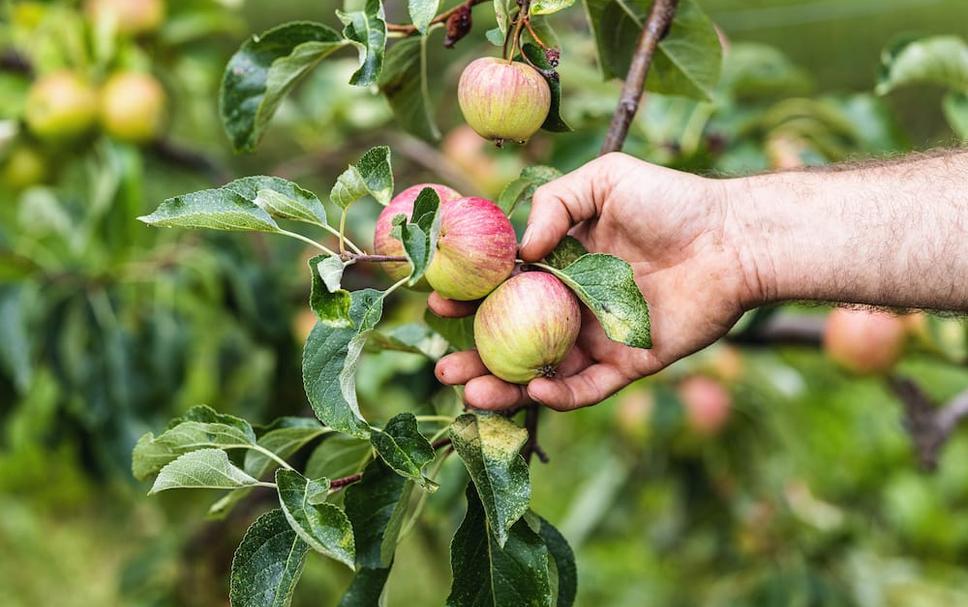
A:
[729,151,968,311]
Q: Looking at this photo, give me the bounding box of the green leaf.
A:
[0,287,32,393]
[485,27,504,46]
[379,35,440,140]
[493,0,514,35]
[133,405,256,480]
[302,289,386,437]
[221,21,350,152]
[366,323,449,359]
[308,254,354,328]
[450,413,530,548]
[408,0,439,34]
[876,35,968,96]
[532,514,577,607]
[446,485,552,607]
[497,165,563,216]
[338,0,388,86]
[226,175,328,226]
[536,254,651,348]
[276,469,356,568]
[230,509,310,607]
[340,458,414,604]
[318,255,349,293]
[584,0,722,100]
[424,309,476,351]
[338,567,392,607]
[138,188,281,233]
[390,186,441,286]
[530,0,574,15]
[245,420,329,479]
[370,413,437,489]
[542,236,588,270]
[943,91,968,139]
[519,44,571,133]
[305,434,374,481]
[330,146,394,209]
[149,449,262,494]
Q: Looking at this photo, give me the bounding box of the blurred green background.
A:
[2,0,968,605]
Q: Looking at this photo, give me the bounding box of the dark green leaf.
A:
[379,36,440,140]
[944,91,968,139]
[531,514,577,607]
[330,146,394,208]
[338,0,387,87]
[446,485,552,607]
[308,254,353,327]
[345,458,412,568]
[876,35,968,96]
[584,0,722,100]
[370,413,436,489]
[520,44,571,133]
[542,236,588,270]
[149,449,262,494]
[276,469,356,568]
[230,509,310,607]
[302,289,386,437]
[221,21,349,152]
[138,188,281,233]
[339,458,414,603]
[450,413,530,547]
[338,567,392,607]
[424,309,476,351]
[408,0,439,34]
[390,186,441,285]
[0,286,32,393]
[226,175,328,226]
[536,254,651,348]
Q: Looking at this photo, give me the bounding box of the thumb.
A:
[519,159,608,262]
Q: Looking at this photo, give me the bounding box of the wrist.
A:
[721,174,785,309]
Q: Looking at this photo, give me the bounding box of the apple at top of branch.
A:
[458,57,551,146]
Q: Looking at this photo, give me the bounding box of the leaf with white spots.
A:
[276,469,356,568]
[230,509,309,607]
[535,253,651,348]
[149,449,263,494]
[450,413,530,547]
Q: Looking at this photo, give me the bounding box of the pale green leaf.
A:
[276,469,356,568]
[149,448,262,494]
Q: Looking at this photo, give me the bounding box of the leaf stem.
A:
[319,222,364,255]
[383,275,410,297]
[250,444,295,471]
[414,415,456,424]
[280,229,338,256]
[338,210,348,255]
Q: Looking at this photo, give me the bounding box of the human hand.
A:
[431,152,762,411]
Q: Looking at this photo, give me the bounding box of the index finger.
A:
[427,292,479,318]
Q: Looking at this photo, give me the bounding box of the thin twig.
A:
[342,253,408,264]
[522,405,548,464]
[386,0,487,35]
[887,377,968,472]
[600,0,679,154]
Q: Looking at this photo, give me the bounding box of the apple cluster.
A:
[374,184,580,384]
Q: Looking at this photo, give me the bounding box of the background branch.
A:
[887,378,968,471]
[600,0,679,154]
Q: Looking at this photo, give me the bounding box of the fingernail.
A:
[520,225,534,250]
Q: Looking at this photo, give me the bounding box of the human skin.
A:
[430,151,968,411]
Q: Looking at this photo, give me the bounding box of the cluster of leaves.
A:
[217,0,723,151]
[135,140,654,604]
